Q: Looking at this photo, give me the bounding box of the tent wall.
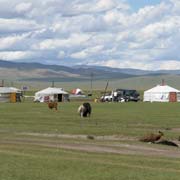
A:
[0,92,21,103]
[63,94,70,102]
[0,93,10,102]
[35,94,69,102]
[34,87,69,102]
[144,92,180,102]
[143,85,180,102]
[176,93,180,102]
[143,92,169,102]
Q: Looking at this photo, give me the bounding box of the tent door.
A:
[58,94,62,102]
[169,92,177,102]
[16,93,22,102]
[10,93,16,103]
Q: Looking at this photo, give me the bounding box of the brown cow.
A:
[48,101,58,110]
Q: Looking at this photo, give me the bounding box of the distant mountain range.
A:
[0,60,180,82]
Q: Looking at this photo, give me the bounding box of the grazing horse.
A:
[48,101,58,110]
[78,102,92,117]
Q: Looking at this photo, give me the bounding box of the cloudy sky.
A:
[0,0,180,70]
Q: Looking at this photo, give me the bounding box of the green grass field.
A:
[0,101,180,180]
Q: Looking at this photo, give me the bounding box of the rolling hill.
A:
[1,60,180,90]
[0,60,180,89]
[0,60,137,81]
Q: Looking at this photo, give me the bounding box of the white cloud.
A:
[71,45,104,59]
[138,16,180,41]
[34,33,91,50]
[0,0,179,69]
[0,51,34,61]
[71,51,87,59]
[0,18,40,33]
[158,60,180,70]
[170,0,180,13]
[0,32,33,50]
[15,2,32,14]
[103,10,128,27]
[0,35,25,50]
[64,0,128,16]
[58,51,65,58]
[95,0,117,11]
[131,2,170,26]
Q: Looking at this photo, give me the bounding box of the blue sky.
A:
[126,0,163,11]
[0,0,180,70]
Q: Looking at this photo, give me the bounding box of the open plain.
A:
[0,101,180,180]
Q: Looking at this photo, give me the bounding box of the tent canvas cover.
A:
[34,87,69,102]
[0,87,21,93]
[143,85,180,102]
[0,87,22,102]
[71,88,84,95]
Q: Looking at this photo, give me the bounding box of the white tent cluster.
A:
[34,87,69,102]
[143,85,180,102]
[1,83,180,103]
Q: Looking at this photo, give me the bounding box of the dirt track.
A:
[1,132,180,159]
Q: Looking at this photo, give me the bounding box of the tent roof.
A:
[0,87,22,93]
[35,87,68,96]
[144,85,180,93]
[75,88,82,91]
[71,88,83,94]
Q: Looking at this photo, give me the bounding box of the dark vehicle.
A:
[114,89,140,102]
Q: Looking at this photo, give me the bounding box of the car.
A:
[100,94,113,102]
[114,89,140,102]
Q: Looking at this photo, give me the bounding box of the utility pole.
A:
[88,72,94,96]
[52,81,55,87]
[103,80,109,97]
[90,72,93,95]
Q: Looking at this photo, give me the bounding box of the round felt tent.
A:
[34,87,69,102]
[71,88,84,95]
[0,87,22,102]
[143,85,180,102]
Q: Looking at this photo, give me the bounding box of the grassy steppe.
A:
[0,145,180,180]
[0,102,180,137]
[0,102,180,180]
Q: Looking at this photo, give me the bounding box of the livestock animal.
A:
[139,131,164,143]
[78,102,92,117]
[48,101,58,110]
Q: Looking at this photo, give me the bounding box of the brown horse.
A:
[48,101,58,110]
[140,131,164,143]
